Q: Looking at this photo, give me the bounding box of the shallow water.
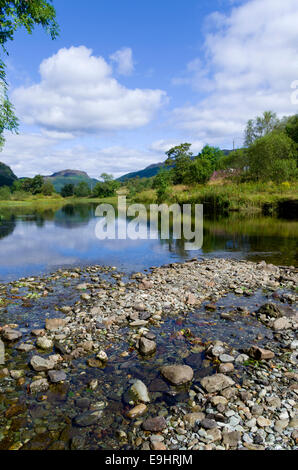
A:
[0,267,287,450]
[0,202,297,282]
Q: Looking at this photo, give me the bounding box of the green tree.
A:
[0,185,10,200]
[0,1,58,148]
[188,158,213,184]
[74,181,91,197]
[92,174,120,198]
[199,145,224,170]
[21,174,44,194]
[247,132,297,182]
[11,178,22,192]
[100,172,114,182]
[61,183,74,197]
[285,114,298,145]
[30,174,44,194]
[218,149,248,171]
[153,168,172,203]
[41,179,54,195]
[165,143,193,185]
[244,111,279,146]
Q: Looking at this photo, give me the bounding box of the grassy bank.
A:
[0,194,120,208]
[132,181,298,214]
[0,181,297,215]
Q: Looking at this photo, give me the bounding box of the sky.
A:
[1,0,298,178]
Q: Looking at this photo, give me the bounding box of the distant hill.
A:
[44,169,98,192]
[118,149,233,181]
[0,161,18,187]
[118,162,166,181]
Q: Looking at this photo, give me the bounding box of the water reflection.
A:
[0,203,297,281]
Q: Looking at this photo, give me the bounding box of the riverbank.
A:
[0,195,118,208]
[0,258,297,450]
[133,181,298,215]
[0,180,297,216]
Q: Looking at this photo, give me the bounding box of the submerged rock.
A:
[16,343,34,352]
[130,380,150,403]
[48,370,67,383]
[256,303,282,319]
[126,404,147,419]
[45,319,66,331]
[200,374,235,393]
[138,337,156,356]
[30,378,49,394]
[30,354,61,371]
[161,364,194,385]
[142,416,167,432]
[96,350,108,362]
[2,328,22,342]
[73,410,103,427]
[36,337,53,350]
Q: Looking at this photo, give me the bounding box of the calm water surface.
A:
[0,202,297,281]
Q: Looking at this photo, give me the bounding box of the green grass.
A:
[0,180,296,214]
[130,181,298,214]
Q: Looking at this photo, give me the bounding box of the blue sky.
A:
[1,0,298,178]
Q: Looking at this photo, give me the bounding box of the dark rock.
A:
[142,416,167,432]
[248,346,275,360]
[256,303,282,319]
[48,370,67,383]
[200,418,217,430]
[75,398,91,410]
[71,435,86,450]
[148,378,169,392]
[73,410,102,427]
[138,337,156,356]
[184,353,203,368]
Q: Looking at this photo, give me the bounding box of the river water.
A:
[0,202,297,281]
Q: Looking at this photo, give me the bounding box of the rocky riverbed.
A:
[0,258,297,450]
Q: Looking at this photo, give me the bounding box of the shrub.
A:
[248,132,297,182]
[0,186,11,200]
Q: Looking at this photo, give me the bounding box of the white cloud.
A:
[12,46,166,135]
[173,0,298,146]
[110,47,134,75]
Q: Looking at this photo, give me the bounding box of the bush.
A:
[187,158,213,184]
[248,132,297,182]
[41,180,55,196]
[10,190,30,201]
[61,184,75,197]
[74,182,91,197]
[92,180,120,198]
[0,186,11,200]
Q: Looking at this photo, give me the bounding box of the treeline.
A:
[127,111,298,202]
[0,175,56,201]
[0,172,121,201]
[60,173,120,198]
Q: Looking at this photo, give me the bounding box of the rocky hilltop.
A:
[44,169,98,192]
[0,161,17,187]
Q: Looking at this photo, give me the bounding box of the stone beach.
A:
[0,257,297,450]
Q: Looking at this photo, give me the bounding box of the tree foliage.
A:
[0,0,59,148]
[92,174,120,198]
[247,132,297,182]
[61,183,74,198]
[244,111,279,146]
[22,174,44,194]
[41,179,54,195]
[74,181,91,197]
